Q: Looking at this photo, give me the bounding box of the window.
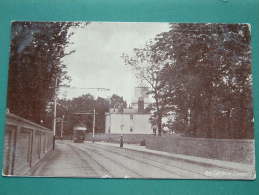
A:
[130,114,133,120]
[130,127,133,132]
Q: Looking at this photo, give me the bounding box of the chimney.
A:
[138,97,144,113]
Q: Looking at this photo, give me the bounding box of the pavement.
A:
[30,140,255,179]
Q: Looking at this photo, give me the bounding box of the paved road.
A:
[31,140,252,179]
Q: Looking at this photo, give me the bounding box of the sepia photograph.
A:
[2,22,255,179]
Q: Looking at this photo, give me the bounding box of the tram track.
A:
[82,143,206,178]
[71,143,144,178]
[67,144,112,177]
[31,141,252,179]
[78,143,185,178]
[90,143,248,178]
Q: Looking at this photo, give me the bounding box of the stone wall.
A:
[85,133,153,144]
[145,135,255,164]
[89,133,255,164]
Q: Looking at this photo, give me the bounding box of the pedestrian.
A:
[120,135,123,148]
[153,126,157,136]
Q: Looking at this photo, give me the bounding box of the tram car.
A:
[72,123,87,143]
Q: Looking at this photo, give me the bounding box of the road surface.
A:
[31,140,252,179]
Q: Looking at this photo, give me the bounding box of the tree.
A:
[7,22,88,126]
[110,94,127,111]
[54,93,126,136]
[122,42,168,135]
[152,23,253,138]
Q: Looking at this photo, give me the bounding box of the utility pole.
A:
[108,97,111,136]
[61,115,64,139]
[73,110,98,143]
[92,108,96,142]
[53,96,57,136]
[52,78,58,150]
[53,78,58,136]
[61,86,110,143]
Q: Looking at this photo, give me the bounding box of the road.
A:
[31,140,252,179]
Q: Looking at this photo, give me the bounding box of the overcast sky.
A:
[61,22,170,104]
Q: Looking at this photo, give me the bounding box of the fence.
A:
[3,113,54,176]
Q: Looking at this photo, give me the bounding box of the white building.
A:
[105,87,153,134]
[105,109,152,134]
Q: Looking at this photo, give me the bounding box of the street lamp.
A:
[119,103,124,148]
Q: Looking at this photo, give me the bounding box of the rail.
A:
[3,113,54,176]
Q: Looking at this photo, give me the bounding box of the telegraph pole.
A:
[52,78,58,150]
[92,108,96,142]
[61,115,64,139]
[53,78,58,137]
[60,86,110,143]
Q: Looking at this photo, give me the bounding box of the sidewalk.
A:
[94,141,255,175]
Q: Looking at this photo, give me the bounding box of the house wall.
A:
[105,113,152,134]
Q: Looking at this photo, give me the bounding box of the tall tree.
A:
[122,43,168,135]
[7,22,87,125]
[152,23,253,138]
[110,94,127,111]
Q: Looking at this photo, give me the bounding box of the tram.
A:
[72,123,87,143]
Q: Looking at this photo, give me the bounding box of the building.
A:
[105,87,153,134]
[131,87,151,110]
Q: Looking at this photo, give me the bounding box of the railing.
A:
[3,113,54,176]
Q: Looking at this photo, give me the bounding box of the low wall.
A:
[145,135,255,164]
[3,113,54,176]
[85,133,255,164]
[85,133,153,144]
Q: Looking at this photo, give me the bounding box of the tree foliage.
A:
[123,23,253,139]
[122,43,168,135]
[110,94,127,110]
[53,94,126,136]
[7,22,87,125]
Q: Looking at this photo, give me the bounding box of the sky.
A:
[61,22,170,104]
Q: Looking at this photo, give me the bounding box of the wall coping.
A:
[150,135,254,143]
[6,112,52,132]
